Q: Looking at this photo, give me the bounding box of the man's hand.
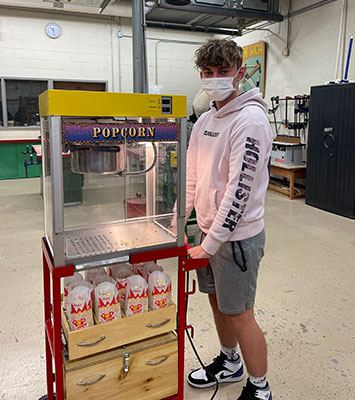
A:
[187,245,211,259]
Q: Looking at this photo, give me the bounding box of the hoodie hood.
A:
[210,88,268,118]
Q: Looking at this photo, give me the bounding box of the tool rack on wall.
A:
[269,94,310,140]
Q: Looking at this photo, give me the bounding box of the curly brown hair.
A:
[195,39,243,70]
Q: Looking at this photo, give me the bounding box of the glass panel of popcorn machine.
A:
[42,116,52,242]
[62,117,179,262]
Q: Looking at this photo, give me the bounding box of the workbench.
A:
[268,163,307,200]
[0,138,41,179]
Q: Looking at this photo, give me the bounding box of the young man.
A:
[185,39,273,399]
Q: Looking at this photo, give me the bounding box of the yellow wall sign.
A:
[241,41,266,98]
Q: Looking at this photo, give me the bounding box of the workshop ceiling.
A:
[145,0,283,35]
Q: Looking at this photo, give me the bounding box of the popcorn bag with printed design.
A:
[148,271,172,310]
[63,272,83,310]
[132,262,145,277]
[92,274,115,288]
[124,275,148,317]
[108,262,133,278]
[68,284,94,331]
[66,280,93,320]
[94,280,121,324]
[85,267,107,285]
[143,261,164,282]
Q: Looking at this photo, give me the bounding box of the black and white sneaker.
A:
[187,351,244,389]
[238,379,272,400]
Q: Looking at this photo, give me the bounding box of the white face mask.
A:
[201,68,241,101]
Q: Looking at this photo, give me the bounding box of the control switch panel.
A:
[161,96,172,114]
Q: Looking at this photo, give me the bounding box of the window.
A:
[53,81,106,91]
[0,79,107,129]
[6,80,47,127]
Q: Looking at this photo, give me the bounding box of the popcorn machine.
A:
[40,90,208,400]
[40,90,187,267]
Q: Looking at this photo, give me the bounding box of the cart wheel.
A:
[38,395,56,400]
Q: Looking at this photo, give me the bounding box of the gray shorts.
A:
[195,226,265,315]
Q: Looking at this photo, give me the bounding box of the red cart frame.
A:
[42,237,208,400]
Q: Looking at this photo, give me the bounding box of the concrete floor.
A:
[0,177,354,400]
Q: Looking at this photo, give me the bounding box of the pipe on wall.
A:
[132,0,148,93]
[120,33,208,90]
[110,17,115,92]
[154,38,206,85]
[285,0,291,56]
[334,0,348,80]
[117,17,123,93]
[241,0,338,37]
[289,0,337,18]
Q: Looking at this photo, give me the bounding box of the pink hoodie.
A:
[185,88,273,256]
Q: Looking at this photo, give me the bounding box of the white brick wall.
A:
[234,0,355,137]
[235,0,352,97]
[0,9,211,139]
[0,10,113,83]
[1,1,355,141]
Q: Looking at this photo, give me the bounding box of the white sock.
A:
[221,345,240,361]
[249,375,268,388]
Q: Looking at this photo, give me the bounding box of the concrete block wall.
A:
[0,9,211,139]
[0,10,113,83]
[234,0,355,138]
[1,1,355,141]
[114,19,210,115]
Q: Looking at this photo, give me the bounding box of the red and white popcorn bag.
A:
[92,274,115,288]
[63,272,83,310]
[148,271,172,310]
[68,284,94,331]
[85,268,107,285]
[108,262,133,278]
[113,265,134,310]
[66,280,93,320]
[133,261,162,280]
[142,261,164,282]
[94,280,121,324]
[132,262,145,277]
[124,275,148,317]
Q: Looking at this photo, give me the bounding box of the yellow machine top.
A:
[39,90,187,118]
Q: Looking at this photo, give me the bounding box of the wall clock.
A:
[45,23,61,39]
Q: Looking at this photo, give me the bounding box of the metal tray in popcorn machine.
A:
[39,90,187,267]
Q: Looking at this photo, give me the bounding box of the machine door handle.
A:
[146,355,169,365]
[76,374,105,386]
[77,336,106,346]
[146,318,170,328]
[323,133,335,149]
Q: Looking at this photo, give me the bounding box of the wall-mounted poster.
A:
[240,41,266,98]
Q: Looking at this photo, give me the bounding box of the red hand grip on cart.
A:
[184,243,209,269]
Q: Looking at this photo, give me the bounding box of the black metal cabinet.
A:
[306,83,355,219]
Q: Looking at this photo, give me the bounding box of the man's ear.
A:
[200,70,203,79]
[238,66,246,81]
